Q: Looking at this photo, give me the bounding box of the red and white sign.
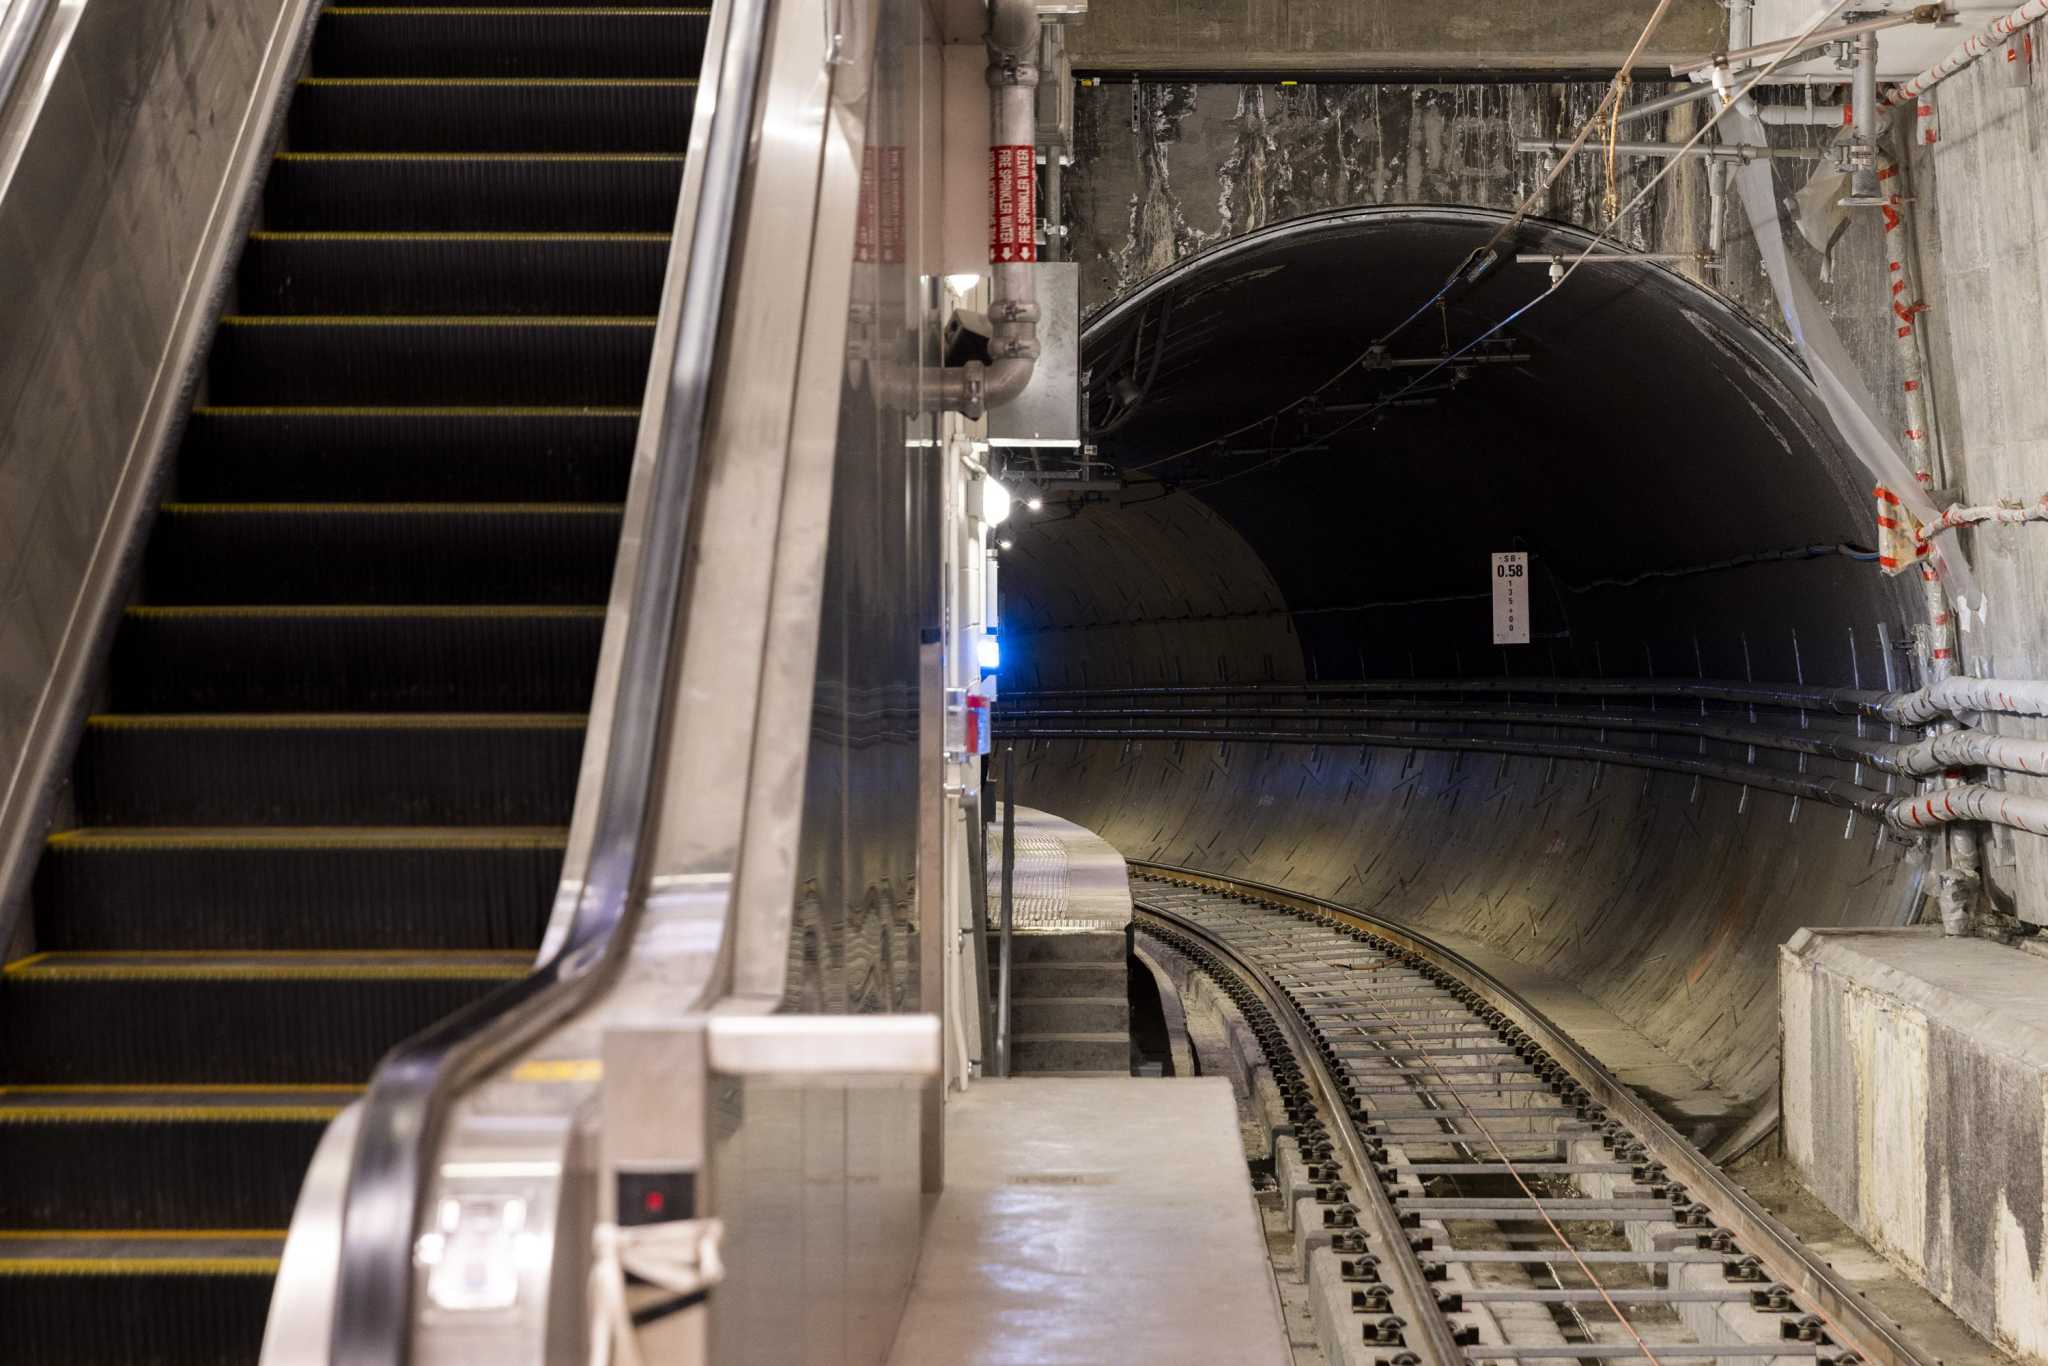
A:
[989,145,1036,264]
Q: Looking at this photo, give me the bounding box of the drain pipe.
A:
[930,0,1041,419]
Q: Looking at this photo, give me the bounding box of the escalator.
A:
[0,2,708,1359]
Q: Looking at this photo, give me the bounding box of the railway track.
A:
[1128,865,1937,1366]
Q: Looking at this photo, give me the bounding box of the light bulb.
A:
[982,478,1011,526]
[976,636,1002,670]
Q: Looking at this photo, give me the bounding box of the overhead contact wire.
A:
[1188,0,1857,495]
[1124,0,1678,479]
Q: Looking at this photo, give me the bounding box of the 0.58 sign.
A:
[1491,551,1529,645]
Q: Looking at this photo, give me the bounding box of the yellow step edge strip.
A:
[297,76,696,85]
[157,500,624,513]
[217,314,656,326]
[124,605,608,619]
[192,404,638,416]
[274,151,683,161]
[326,6,711,13]
[5,964,530,982]
[248,230,669,242]
[0,1229,285,1241]
[84,712,587,730]
[0,1084,364,1095]
[0,1257,281,1276]
[0,1106,344,1123]
[46,826,571,851]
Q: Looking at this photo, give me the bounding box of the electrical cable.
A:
[1120,0,1682,478]
[1183,0,1859,496]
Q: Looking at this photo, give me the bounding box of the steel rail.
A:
[1135,899,1468,1366]
[1131,862,1941,1366]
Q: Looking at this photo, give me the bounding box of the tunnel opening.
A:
[998,206,1927,1144]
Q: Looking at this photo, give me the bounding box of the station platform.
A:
[885,1076,1291,1366]
[995,806,1134,933]
[989,808,1135,1074]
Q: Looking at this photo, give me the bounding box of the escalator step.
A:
[238,233,670,316]
[0,1096,343,1227]
[207,316,656,406]
[0,1245,279,1366]
[0,953,527,1084]
[110,606,605,710]
[262,153,686,232]
[288,78,696,153]
[74,715,585,825]
[180,408,635,503]
[312,7,712,78]
[36,828,563,951]
[143,504,620,605]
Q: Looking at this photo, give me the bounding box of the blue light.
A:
[976,635,1001,671]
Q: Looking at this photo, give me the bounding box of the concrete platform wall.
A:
[1780,929,2048,1363]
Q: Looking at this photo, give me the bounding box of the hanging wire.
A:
[1120,0,1682,479]
[1184,0,1862,496]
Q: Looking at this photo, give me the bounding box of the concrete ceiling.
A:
[1066,0,1727,78]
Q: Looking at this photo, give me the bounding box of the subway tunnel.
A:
[999,206,1924,1143]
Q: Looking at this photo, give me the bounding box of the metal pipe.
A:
[1757,104,1847,124]
[1671,5,1945,76]
[1518,136,1822,160]
[997,743,1016,1077]
[1514,251,1711,265]
[965,791,996,1072]
[1614,74,1853,127]
[928,0,1042,418]
[1842,30,1885,205]
[1000,723,2048,840]
[1000,674,2048,728]
[998,701,2048,782]
[1885,0,2048,106]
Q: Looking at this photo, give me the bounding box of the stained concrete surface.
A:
[884,1077,1291,1366]
[1065,0,1725,75]
[1782,928,2048,1363]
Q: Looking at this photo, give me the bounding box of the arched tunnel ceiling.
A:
[1063,207,1908,677]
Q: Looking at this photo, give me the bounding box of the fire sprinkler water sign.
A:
[1491,552,1529,645]
[990,145,1036,263]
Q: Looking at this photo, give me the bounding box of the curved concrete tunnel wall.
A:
[1000,207,1931,1135]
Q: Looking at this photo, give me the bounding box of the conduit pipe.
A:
[999,723,2048,839]
[1518,137,1822,161]
[1884,0,2048,106]
[1003,675,2048,726]
[998,701,2048,781]
[1670,5,1946,76]
[927,0,1040,418]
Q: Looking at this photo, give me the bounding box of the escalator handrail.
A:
[0,0,58,120]
[324,0,775,1357]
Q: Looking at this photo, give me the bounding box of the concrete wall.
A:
[1781,929,2048,1363]
[0,0,298,876]
[1065,0,1725,76]
[1920,55,2048,927]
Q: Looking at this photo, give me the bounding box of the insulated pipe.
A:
[928,0,1041,418]
[1885,0,2048,106]
[1924,494,2048,536]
